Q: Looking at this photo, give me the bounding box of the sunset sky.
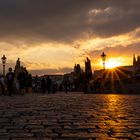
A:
[0,0,140,75]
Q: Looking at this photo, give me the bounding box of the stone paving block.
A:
[25,125,44,130]
[11,138,36,140]
[0,132,9,136]
[8,129,29,133]
[0,137,9,140]
[42,121,59,126]
[0,129,7,133]
[111,132,137,139]
[9,132,34,138]
[28,120,42,124]
[0,118,10,123]
[5,126,24,131]
[134,132,140,137]
[62,132,108,138]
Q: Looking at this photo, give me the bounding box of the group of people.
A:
[0,67,27,96]
[33,76,57,94]
[32,75,73,94]
[0,67,103,96]
[0,67,71,96]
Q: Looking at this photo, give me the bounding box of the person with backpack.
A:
[6,67,15,96]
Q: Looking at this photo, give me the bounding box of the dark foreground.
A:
[0,93,140,140]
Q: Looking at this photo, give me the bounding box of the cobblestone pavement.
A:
[0,93,140,140]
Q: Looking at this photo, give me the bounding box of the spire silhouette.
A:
[133,54,137,66]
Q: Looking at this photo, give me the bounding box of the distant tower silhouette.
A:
[137,56,140,65]
[133,54,140,74]
[133,55,140,66]
[133,54,137,66]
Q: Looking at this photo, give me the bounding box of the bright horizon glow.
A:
[106,58,122,69]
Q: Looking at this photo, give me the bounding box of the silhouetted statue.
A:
[6,67,15,96]
[74,64,83,91]
[17,58,20,67]
[133,54,137,66]
[85,57,92,82]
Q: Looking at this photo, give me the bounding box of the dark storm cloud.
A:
[0,0,140,43]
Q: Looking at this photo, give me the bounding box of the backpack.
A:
[7,73,14,81]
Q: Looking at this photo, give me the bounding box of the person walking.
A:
[46,76,51,94]
[17,69,26,95]
[6,67,15,96]
[41,77,46,93]
[0,74,5,95]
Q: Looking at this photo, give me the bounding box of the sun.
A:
[106,58,122,69]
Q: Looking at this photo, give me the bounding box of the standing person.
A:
[0,74,5,95]
[34,75,39,93]
[15,79,20,94]
[63,79,68,93]
[6,67,15,96]
[41,77,46,93]
[94,78,101,93]
[17,70,26,95]
[62,76,69,93]
[27,74,32,93]
[46,76,51,94]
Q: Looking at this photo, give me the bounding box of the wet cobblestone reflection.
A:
[0,93,140,140]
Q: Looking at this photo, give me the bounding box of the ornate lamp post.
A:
[101,52,106,70]
[1,55,7,77]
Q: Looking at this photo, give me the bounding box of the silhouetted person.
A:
[63,76,69,93]
[34,75,39,93]
[46,76,51,94]
[41,77,46,93]
[83,78,88,94]
[0,74,5,95]
[6,67,15,96]
[17,70,26,95]
[59,83,63,91]
[64,82,68,93]
[94,78,101,93]
[26,74,32,93]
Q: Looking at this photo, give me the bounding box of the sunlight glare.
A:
[106,58,122,69]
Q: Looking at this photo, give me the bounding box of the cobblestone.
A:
[0,93,140,139]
